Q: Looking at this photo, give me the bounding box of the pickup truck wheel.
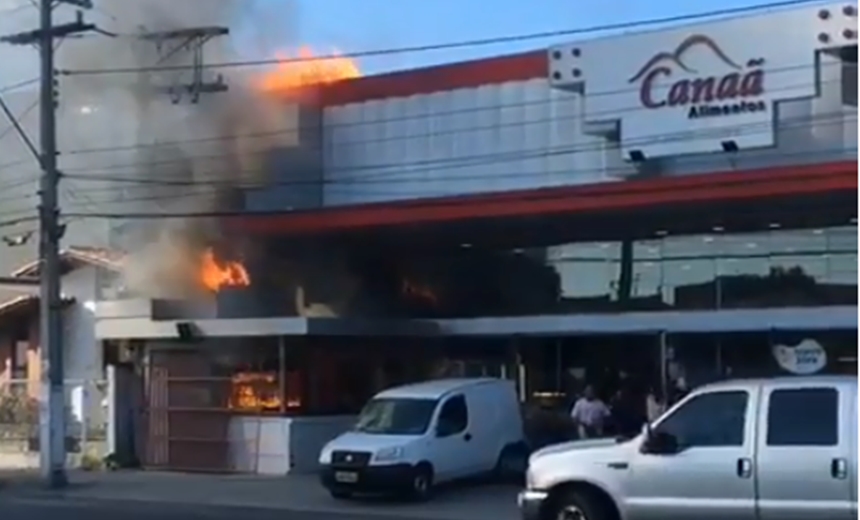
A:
[552,489,611,520]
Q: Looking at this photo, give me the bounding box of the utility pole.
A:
[1,0,95,489]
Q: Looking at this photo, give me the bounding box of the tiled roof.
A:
[11,246,126,278]
[0,294,76,320]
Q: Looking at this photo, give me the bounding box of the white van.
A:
[319,378,528,500]
[519,375,857,520]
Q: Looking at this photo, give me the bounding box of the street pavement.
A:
[2,495,455,520]
[0,470,520,520]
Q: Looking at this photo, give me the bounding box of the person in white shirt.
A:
[570,385,610,439]
[646,389,666,422]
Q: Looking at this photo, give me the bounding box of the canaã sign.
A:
[628,34,767,120]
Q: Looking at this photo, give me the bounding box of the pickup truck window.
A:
[655,390,747,448]
[766,387,839,446]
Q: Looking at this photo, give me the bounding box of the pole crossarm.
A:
[0,20,95,45]
[57,0,94,8]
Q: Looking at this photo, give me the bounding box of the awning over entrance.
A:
[96,306,856,340]
[439,306,858,336]
[225,161,856,238]
[95,316,441,340]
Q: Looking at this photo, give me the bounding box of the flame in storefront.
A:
[401,279,438,305]
[257,46,361,94]
[229,372,283,412]
[199,248,251,292]
[228,372,302,412]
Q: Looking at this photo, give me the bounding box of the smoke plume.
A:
[49,0,298,298]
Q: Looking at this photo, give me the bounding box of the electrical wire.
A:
[57,0,829,76]
[58,142,858,220]
[0,77,38,94]
[65,106,856,194]
[50,63,846,193]
[54,58,841,164]
[0,98,38,143]
[0,0,845,228]
[42,112,856,205]
[58,109,853,203]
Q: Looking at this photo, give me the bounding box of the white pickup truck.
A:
[518,375,857,520]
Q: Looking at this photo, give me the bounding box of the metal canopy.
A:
[95,306,857,341]
[95,316,441,340]
[437,306,858,336]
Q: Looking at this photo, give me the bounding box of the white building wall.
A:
[320,4,856,206]
[60,266,104,432]
[322,79,627,205]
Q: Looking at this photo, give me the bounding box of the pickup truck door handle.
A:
[831,458,848,479]
[736,458,752,479]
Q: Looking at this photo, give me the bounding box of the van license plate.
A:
[335,471,358,483]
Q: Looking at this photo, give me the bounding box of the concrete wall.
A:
[228,415,355,475]
[61,266,107,434]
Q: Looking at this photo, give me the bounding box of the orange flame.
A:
[228,371,302,412]
[257,46,361,94]
[200,248,250,292]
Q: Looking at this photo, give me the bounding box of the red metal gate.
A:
[142,349,237,472]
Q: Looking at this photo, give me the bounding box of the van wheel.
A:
[494,443,528,483]
[409,464,434,501]
[551,489,612,520]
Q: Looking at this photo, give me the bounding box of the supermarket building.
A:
[93,2,857,472]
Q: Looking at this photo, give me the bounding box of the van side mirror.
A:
[641,431,679,455]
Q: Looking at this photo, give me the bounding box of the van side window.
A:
[436,395,468,437]
[766,388,839,446]
[655,391,748,448]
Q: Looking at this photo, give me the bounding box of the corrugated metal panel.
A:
[321,79,630,206]
[661,52,857,177]
[321,56,855,208]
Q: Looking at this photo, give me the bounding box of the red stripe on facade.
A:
[226,161,858,236]
[319,51,546,106]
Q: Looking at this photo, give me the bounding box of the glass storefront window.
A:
[632,240,662,301]
[545,225,856,313]
[549,242,618,300]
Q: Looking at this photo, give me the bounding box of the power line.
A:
[0,77,39,94]
[52,112,850,208]
[51,58,841,168]
[49,63,842,183]
[58,143,857,220]
[42,113,860,215]
[57,0,828,76]
[58,109,853,194]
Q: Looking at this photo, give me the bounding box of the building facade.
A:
[94,2,857,473]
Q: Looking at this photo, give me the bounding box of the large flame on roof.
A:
[257,47,361,94]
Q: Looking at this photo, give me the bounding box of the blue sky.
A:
[259,0,796,74]
[0,0,823,86]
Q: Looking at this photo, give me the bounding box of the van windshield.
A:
[354,397,438,435]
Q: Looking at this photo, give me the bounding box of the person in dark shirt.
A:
[609,385,646,438]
